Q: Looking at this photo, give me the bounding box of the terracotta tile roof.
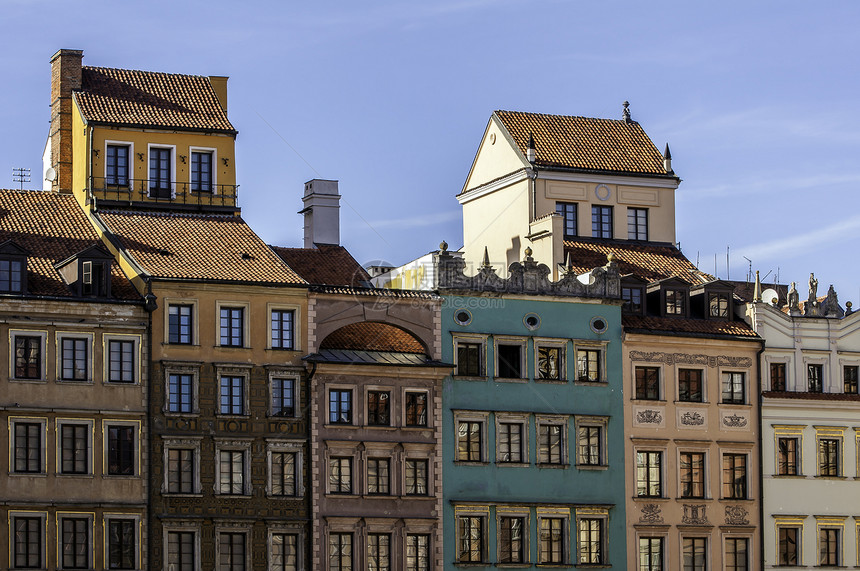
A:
[75,67,235,133]
[563,239,710,285]
[97,210,304,284]
[310,285,438,299]
[319,321,426,353]
[305,349,445,366]
[728,280,788,304]
[0,189,138,300]
[623,314,759,338]
[763,390,860,402]
[270,244,370,287]
[494,110,670,176]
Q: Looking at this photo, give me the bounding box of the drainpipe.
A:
[756,335,766,571]
[527,133,537,222]
[142,279,157,569]
[87,124,93,206]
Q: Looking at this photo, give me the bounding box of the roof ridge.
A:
[495,109,638,126]
[83,65,211,80]
[100,209,240,220]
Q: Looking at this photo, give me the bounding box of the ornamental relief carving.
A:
[639,504,663,524]
[680,411,705,426]
[725,505,749,525]
[722,413,749,428]
[636,409,663,424]
[629,351,752,369]
[682,504,709,525]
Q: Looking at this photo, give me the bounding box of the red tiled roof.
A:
[320,321,426,353]
[563,239,709,285]
[763,391,860,401]
[271,244,370,287]
[495,110,670,176]
[622,314,759,338]
[97,210,304,284]
[0,189,138,300]
[75,67,235,133]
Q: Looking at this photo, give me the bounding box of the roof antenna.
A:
[12,167,30,190]
[742,256,752,282]
[622,101,631,123]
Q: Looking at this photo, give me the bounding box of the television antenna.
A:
[12,167,30,190]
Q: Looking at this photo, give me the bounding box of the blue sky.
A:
[2,1,860,301]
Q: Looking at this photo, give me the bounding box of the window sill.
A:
[773,474,805,478]
[214,345,249,350]
[454,461,490,466]
[103,474,139,479]
[402,494,434,499]
[497,462,530,468]
[495,377,529,383]
[165,411,199,417]
[163,342,199,347]
[215,414,250,419]
[536,463,570,469]
[324,423,358,429]
[9,377,46,383]
[633,496,669,501]
[576,464,608,471]
[677,496,711,501]
[496,564,532,568]
[266,347,299,352]
[453,375,487,382]
[631,398,666,403]
[814,475,847,480]
[454,563,491,567]
[574,565,610,569]
[574,380,608,387]
[326,493,360,498]
[58,379,93,384]
[675,400,708,405]
[9,472,46,477]
[216,493,252,498]
[402,425,431,430]
[105,380,139,386]
[57,473,93,479]
[536,378,567,384]
[164,492,203,497]
[718,497,754,502]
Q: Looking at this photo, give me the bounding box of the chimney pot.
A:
[300,179,341,248]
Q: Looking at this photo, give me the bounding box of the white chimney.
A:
[300,179,341,248]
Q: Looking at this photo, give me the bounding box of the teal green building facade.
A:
[436,249,627,569]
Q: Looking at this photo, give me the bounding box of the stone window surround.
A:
[268,369,302,419]
[55,417,94,476]
[535,414,569,467]
[103,333,142,385]
[772,425,805,478]
[213,437,252,496]
[676,445,709,500]
[214,520,252,571]
[9,329,47,382]
[162,436,203,495]
[536,506,571,565]
[533,337,567,382]
[163,362,201,416]
[575,506,609,566]
[266,302,301,351]
[573,340,609,384]
[215,300,250,348]
[452,333,488,379]
[9,416,48,475]
[496,505,530,564]
[266,438,304,498]
[215,364,252,417]
[453,410,490,465]
[493,335,527,381]
[163,297,199,347]
[55,331,94,383]
[494,412,530,466]
[575,415,608,469]
[102,419,141,477]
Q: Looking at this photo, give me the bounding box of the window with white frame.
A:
[58,420,92,475]
[190,149,214,193]
[217,530,248,571]
[106,336,138,383]
[538,512,568,564]
[329,388,353,424]
[106,515,138,570]
[457,513,487,563]
[164,438,201,495]
[367,533,391,571]
[165,526,198,571]
[215,440,251,495]
[218,304,247,347]
[105,143,131,187]
[11,418,45,474]
[404,391,428,427]
[11,512,45,569]
[537,416,567,465]
[166,369,197,414]
[105,422,138,476]
[271,376,296,417]
[454,337,486,377]
[269,530,300,571]
[57,334,92,382]
[59,514,92,569]
[270,308,295,350]
[576,417,607,467]
[536,341,565,381]
[219,375,246,415]
[11,331,45,380]
[406,534,430,571]
[168,303,194,345]
[495,338,526,379]
[455,412,488,463]
[405,458,428,495]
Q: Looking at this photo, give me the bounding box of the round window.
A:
[454,309,472,326]
[590,316,608,334]
[523,313,541,331]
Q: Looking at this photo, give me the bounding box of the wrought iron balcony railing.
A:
[89,177,238,208]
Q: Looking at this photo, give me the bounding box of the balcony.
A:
[88,177,239,212]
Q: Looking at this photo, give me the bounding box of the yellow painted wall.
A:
[463,118,527,191]
[71,106,88,197]
[461,179,531,275]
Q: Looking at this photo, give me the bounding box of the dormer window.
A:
[81,260,109,297]
[0,240,28,294]
[708,292,730,318]
[622,286,644,315]
[665,289,687,315]
[55,244,113,298]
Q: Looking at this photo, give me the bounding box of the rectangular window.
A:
[329,389,352,424]
[271,451,296,496]
[218,532,245,571]
[14,335,41,379]
[665,289,686,315]
[456,342,483,376]
[682,537,706,571]
[845,365,858,394]
[578,425,602,466]
[108,425,134,475]
[771,362,787,391]
[272,378,295,417]
[13,516,42,569]
[220,307,244,347]
[680,452,705,498]
[635,366,660,400]
[367,534,390,571]
[538,422,564,465]
[106,144,129,187]
[14,422,42,473]
[636,451,662,497]
[678,369,703,402]
[722,372,745,404]
[622,286,643,314]
[271,533,298,571]
[190,150,213,193]
[778,526,799,566]
[556,202,578,239]
[628,207,648,240]
[108,340,135,383]
[708,292,730,318]
[167,448,195,494]
[405,392,427,426]
[149,147,172,198]
[60,337,88,381]
[539,517,565,564]
[639,537,663,571]
[576,348,601,382]
[167,530,196,571]
[367,458,390,495]
[0,258,23,293]
[497,343,523,378]
[107,519,136,570]
[329,533,352,571]
[579,518,604,564]
[329,457,352,494]
[498,422,523,463]
[458,516,484,563]
[61,517,90,569]
[591,205,613,239]
[820,528,839,566]
[723,454,747,499]
[808,364,823,393]
[218,450,245,494]
[60,424,88,474]
[777,438,799,476]
[406,534,429,571]
[271,309,295,350]
[220,376,245,415]
[818,439,840,476]
[457,421,483,462]
[499,516,525,563]
[537,345,563,380]
[168,374,193,413]
[725,538,749,571]
[405,459,428,495]
[367,391,391,426]
[168,304,193,344]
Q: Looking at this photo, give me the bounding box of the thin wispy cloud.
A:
[361,209,461,230]
[735,214,860,262]
[685,172,860,199]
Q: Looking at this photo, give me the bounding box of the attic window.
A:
[665,289,687,316]
[81,260,110,297]
[0,258,24,293]
[622,286,644,315]
[708,292,731,319]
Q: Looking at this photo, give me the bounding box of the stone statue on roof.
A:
[823,285,841,317]
[787,282,799,312]
[808,273,818,303]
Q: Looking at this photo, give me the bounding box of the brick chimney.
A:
[300,179,340,248]
[49,49,83,194]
